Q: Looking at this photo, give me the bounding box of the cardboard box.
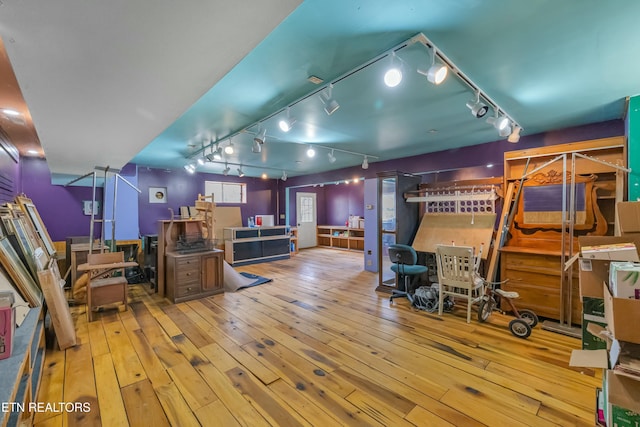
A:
[603,370,640,427]
[582,296,608,350]
[603,282,640,344]
[581,242,640,261]
[578,236,640,299]
[610,262,640,299]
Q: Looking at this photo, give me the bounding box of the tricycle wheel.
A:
[518,309,539,327]
[478,298,493,323]
[509,319,532,339]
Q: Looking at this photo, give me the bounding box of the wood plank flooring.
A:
[35,248,600,426]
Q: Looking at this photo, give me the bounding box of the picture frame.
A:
[0,237,43,307]
[15,196,56,256]
[149,187,167,204]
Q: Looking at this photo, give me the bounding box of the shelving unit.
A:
[224,226,291,265]
[289,227,298,256]
[0,307,45,427]
[317,225,365,251]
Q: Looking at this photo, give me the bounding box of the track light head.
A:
[499,123,512,137]
[252,139,262,153]
[254,128,266,144]
[184,164,196,174]
[306,147,316,158]
[384,52,403,87]
[281,171,287,181]
[320,86,340,115]
[487,113,510,131]
[466,97,489,118]
[327,149,337,163]
[362,156,369,170]
[508,125,522,143]
[224,142,234,154]
[237,167,245,177]
[222,163,230,176]
[213,146,223,160]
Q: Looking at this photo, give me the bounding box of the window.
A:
[204,181,246,204]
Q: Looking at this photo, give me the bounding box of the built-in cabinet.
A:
[224,226,291,266]
[0,307,45,427]
[500,137,626,326]
[165,250,224,303]
[316,226,364,251]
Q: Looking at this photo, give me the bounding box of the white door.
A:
[296,192,317,248]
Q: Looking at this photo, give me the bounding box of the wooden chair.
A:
[436,245,485,323]
[86,252,128,321]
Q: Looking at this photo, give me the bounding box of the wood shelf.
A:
[316,226,365,251]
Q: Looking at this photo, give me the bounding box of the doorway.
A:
[296,192,317,248]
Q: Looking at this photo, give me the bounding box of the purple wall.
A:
[281,119,625,217]
[9,119,625,242]
[21,158,100,241]
[137,166,279,235]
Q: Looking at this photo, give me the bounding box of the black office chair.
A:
[389,244,428,304]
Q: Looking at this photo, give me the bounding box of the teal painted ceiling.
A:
[3,1,640,179]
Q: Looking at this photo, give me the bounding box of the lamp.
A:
[252,139,262,153]
[197,157,205,166]
[417,46,447,85]
[306,147,316,158]
[508,125,522,143]
[213,145,223,160]
[327,149,337,163]
[281,170,287,181]
[319,84,340,115]
[184,164,196,174]
[254,128,266,144]
[384,52,403,87]
[466,92,488,118]
[499,123,512,138]
[278,108,295,132]
[487,111,510,132]
[224,141,234,155]
[362,156,369,170]
[237,167,245,177]
[222,163,230,176]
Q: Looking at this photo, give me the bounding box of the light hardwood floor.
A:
[35,248,600,426]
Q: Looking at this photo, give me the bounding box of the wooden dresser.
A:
[500,246,581,325]
[165,250,224,303]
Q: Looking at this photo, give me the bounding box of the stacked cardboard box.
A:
[571,202,640,426]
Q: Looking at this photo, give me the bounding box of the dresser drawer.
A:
[175,282,200,298]
[175,256,200,269]
[175,267,200,284]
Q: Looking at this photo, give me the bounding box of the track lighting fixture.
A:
[487,111,510,132]
[252,138,262,153]
[213,145,223,160]
[278,108,295,132]
[361,156,369,170]
[224,141,234,155]
[306,147,316,158]
[222,163,230,176]
[499,123,512,138]
[319,84,340,115]
[197,157,205,166]
[237,167,245,177]
[466,92,488,118]
[417,46,447,85]
[508,125,522,143]
[281,170,287,181]
[184,164,196,174]
[254,128,266,145]
[384,52,403,88]
[327,149,337,163]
